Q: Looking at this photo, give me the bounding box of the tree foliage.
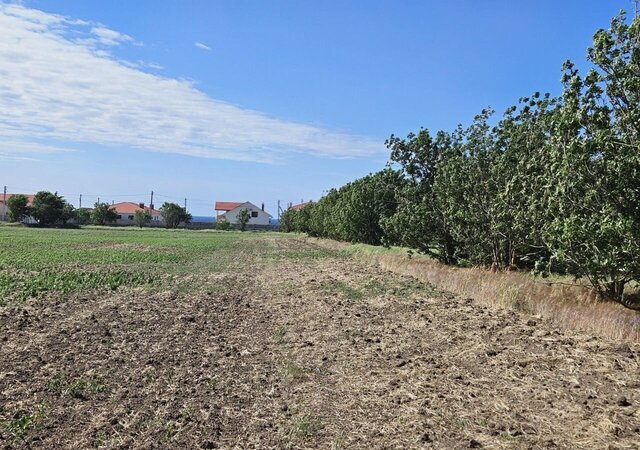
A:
[295,13,640,303]
[31,191,67,226]
[75,208,91,225]
[6,195,30,223]
[282,169,403,246]
[236,208,250,232]
[134,210,152,228]
[215,219,232,231]
[61,203,76,225]
[160,202,191,229]
[91,203,118,225]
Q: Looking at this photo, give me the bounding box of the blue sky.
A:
[0,0,632,216]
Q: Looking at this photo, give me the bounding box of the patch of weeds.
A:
[1,402,46,445]
[164,368,176,383]
[282,361,307,380]
[207,376,219,391]
[179,405,193,422]
[320,280,363,300]
[270,247,336,262]
[332,433,347,450]
[92,430,111,448]
[48,375,108,399]
[142,369,157,385]
[273,325,287,344]
[162,420,179,442]
[0,269,158,302]
[289,415,322,439]
[507,287,531,312]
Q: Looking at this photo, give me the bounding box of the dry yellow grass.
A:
[313,238,640,343]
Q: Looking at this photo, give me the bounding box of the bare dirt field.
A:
[1,230,639,449]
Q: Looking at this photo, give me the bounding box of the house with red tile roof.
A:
[214,201,272,225]
[0,193,36,222]
[289,201,313,211]
[110,202,162,225]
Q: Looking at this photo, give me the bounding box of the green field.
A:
[0,226,312,305]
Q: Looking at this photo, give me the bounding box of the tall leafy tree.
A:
[383,128,462,264]
[91,202,118,225]
[160,202,191,228]
[539,13,640,302]
[30,191,66,226]
[6,195,30,223]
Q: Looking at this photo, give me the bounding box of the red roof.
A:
[290,201,312,211]
[0,194,35,206]
[215,201,244,211]
[110,202,161,215]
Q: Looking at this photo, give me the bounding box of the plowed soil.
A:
[1,235,639,449]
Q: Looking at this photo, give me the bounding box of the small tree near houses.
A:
[160,202,191,229]
[134,210,152,228]
[92,202,118,225]
[6,194,30,223]
[237,208,251,232]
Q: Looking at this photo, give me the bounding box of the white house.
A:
[110,202,163,225]
[215,201,272,226]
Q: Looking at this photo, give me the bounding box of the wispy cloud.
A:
[194,41,212,51]
[0,140,76,154]
[90,26,133,46]
[0,3,382,163]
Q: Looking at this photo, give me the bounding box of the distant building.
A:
[110,202,162,225]
[289,201,312,211]
[0,193,36,223]
[214,201,272,225]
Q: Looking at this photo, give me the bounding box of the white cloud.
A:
[90,26,133,46]
[0,152,40,162]
[194,41,212,51]
[0,3,383,163]
[0,140,76,154]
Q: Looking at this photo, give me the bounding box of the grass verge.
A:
[320,240,640,342]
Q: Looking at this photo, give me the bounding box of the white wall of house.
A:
[114,212,162,225]
[222,202,271,225]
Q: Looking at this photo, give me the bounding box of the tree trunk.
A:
[599,280,626,303]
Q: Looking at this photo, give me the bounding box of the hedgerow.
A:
[283,13,640,303]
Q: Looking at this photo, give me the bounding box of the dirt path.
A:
[1,236,639,449]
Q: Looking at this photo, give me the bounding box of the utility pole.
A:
[277,200,281,221]
[2,186,6,221]
[79,194,82,209]
[150,190,154,209]
[184,198,187,210]
[635,0,639,18]
[97,197,100,204]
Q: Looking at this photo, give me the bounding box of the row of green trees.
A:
[282,13,640,303]
[5,192,191,228]
[7,192,77,226]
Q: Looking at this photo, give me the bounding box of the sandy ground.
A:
[1,236,638,449]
